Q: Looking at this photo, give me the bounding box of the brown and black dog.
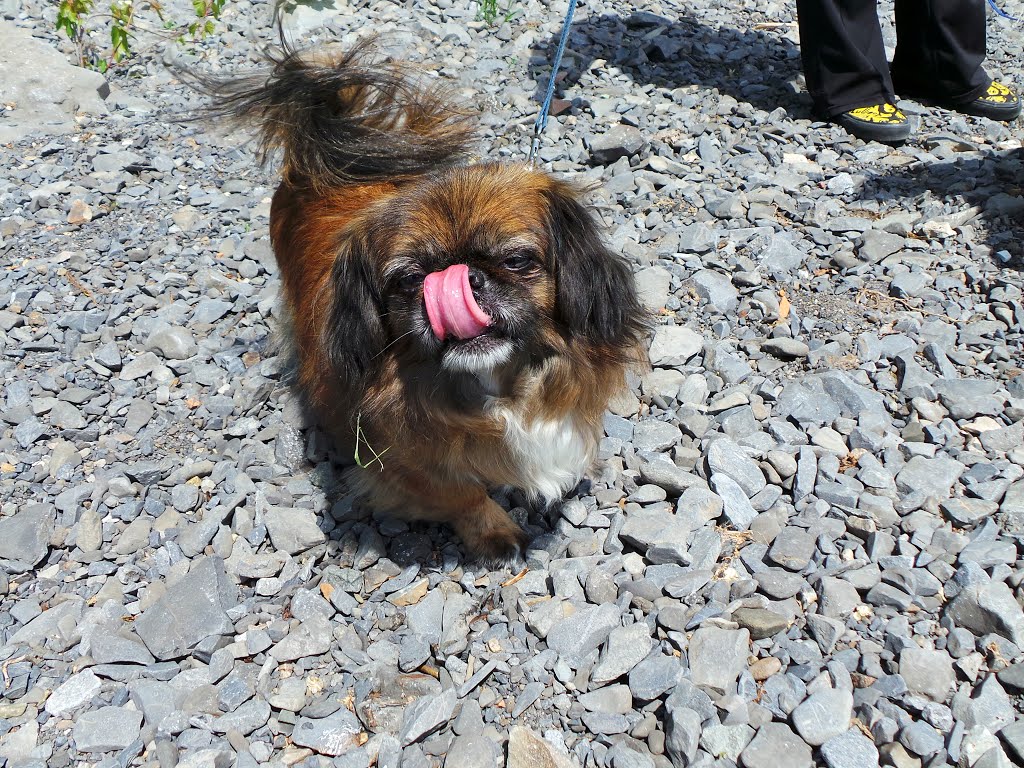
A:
[201,42,649,562]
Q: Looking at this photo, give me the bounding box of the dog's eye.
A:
[501,254,537,273]
[397,273,425,291]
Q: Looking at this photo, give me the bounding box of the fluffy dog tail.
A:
[190,40,476,190]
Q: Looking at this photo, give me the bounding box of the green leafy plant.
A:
[477,0,520,25]
[56,0,93,65]
[109,1,133,66]
[189,0,226,39]
[56,0,229,70]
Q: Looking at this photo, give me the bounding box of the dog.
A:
[199,41,649,562]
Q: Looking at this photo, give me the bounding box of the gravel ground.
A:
[2,0,1024,766]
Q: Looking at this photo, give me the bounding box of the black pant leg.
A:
[796,0,895,117]
[891,0,989,102]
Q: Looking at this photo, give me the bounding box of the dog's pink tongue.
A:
[422,264,491,341]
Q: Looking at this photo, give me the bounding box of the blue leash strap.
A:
[988,0,1020,21]
[529,0,578,164]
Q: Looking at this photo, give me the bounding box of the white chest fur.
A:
[489,404,595,502]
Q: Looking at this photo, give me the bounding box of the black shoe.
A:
[954,81,1022,121]
[834,103,912,144]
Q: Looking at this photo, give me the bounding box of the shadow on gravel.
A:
[530,11,806,117]
[857,146,1024,269]
[308,434,558,570]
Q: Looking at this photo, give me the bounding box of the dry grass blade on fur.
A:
[353,411,390,471]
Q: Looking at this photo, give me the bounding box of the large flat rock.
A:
[0,21,108,142]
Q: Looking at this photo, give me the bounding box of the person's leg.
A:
[797,0,895,117]
[891,0,988,101]
[796,0,910,141]
[892,0,1019,119]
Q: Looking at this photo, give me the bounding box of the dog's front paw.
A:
[453,499,532,568]
[471,524,532,569]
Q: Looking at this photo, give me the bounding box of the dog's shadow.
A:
[529,11,806,118]
[296,415,568,571]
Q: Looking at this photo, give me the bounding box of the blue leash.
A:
[529,0,578,163]
[988,0,1020,21]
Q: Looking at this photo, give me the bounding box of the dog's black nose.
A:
[468,268,487,292]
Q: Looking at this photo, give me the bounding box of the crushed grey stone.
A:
[291,708,364,756]
[72,706,143,753]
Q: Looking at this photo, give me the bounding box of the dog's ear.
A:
[326,233,388,391]
[543,182,649,352]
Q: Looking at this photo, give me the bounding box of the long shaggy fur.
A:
[194,41,651,563]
